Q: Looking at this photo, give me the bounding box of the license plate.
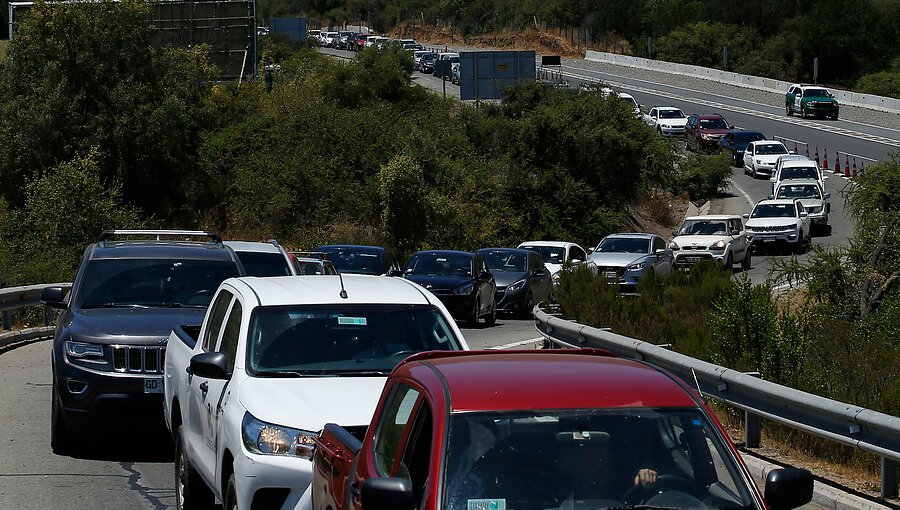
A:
[144,377,163,394]
[763,236,776,243]
[603,271,617,279]
[685,257,702,263]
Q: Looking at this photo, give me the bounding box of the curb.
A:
[740,451,894,510]
[0,326,54,350]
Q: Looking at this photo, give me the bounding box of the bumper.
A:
[805,104,839,117]
[807,211,828,225]
[235,449,312,510]
[747,231,801,245]
[658,126,685,136]
[495,287,528,313]
[55,359,165,427]
[752,164,775,176]
[697,137,723,150]
[673,251,728,268]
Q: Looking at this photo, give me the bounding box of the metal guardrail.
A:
[0,283,71,347]
[534,307,900,499]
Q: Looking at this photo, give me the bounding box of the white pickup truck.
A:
[163,274,468,510]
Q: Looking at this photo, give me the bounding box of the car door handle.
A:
[199,381,208,393]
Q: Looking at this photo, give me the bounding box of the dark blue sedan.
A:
[476,248,551,318]
[403,250,497,327]
[719,130,766,167]
[313,245,400,275]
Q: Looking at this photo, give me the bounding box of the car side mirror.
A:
[789,150,797,154]
[764,468,813,510]
[768,194,775,200]
[770,177,776,182]
[387,269,404,277]
[671,230,679,237]
[480,270,492,279]
[742,213,750,219]
[654,248,667,255]
[729,125,735,129]
[531,269,544,277]
[570,259,582,265]
[362,478,415,510]
[188,351,229,379]
[731,230,740,236]
[799,211,809,218]
[824,192,831,200]
[40,286,67,309]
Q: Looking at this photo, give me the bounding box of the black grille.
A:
[681,245,708,251]
[749,225,791,233]
[112,346,165,374]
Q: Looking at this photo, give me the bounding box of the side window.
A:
[650,108,657,118]
[796,203,804,217]
[202,290,233,351]
[217,300,243,374]
[570,247,586,263]
[398,400,434,507]
[730,219,741,233]
[374,384,421,475]
[653,237,666,252]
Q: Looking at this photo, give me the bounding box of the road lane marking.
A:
[730,180,756,209]
[490,337,545,349]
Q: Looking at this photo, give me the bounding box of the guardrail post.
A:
[2,311,10,331]
[882,457,899,499]
[745,372,762,448]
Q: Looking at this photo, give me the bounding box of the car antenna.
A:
[337,271,348,299]
[691,368,705,403]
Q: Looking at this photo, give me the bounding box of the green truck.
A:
[785,84,839,119]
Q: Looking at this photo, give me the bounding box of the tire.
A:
[741,249,751,271]
[175,425,215,510]
[50,381,71,454]
[519,292,534,319]
[484,301,497,326]
[800,106,807,118]
[786,104,793,116]
[223,473,238,510]
[752,166,758,179]
[467,297,480,327]
[724,252,733,270]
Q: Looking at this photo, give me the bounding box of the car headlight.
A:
[454,283,474,295]
[669,241,679,250]
[711,240,727,251]
[627,262,646,271]
[65,341,104,359]
[551,271,561,283]
[242,413,317,459]
[507,279,526,292]
[701,133,712,140]
[756,159,763,165]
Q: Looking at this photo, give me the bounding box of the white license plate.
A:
[603,271,618,279]
[685,257,702,263]
[144,377,163,394]
[762,236,776,243]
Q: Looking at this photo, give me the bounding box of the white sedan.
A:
[642,106,688,136]
[744,141,790,179]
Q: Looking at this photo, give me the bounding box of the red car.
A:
[685,113,734,152]
[309,350,813,510]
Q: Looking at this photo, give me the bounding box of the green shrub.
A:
[672,154,732,201]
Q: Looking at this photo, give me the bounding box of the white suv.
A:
[670,215,751,271]
[225,240,296,276]
[164,275,468,510]
[770,179,831,232]
[744,199,812,253]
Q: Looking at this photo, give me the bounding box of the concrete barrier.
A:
[584,51,900,114]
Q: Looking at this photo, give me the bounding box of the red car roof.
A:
[399,350,699,412]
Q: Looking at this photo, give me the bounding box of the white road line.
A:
[489,336,545,350]
[730,180,756,209]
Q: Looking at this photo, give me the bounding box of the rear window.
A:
[235,252,292,277]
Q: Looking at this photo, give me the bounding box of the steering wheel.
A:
[623,474,700,505]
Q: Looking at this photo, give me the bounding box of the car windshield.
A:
[804,88,829,97]
[733,132,764,142]
[699,118,728,129]
[658,109,684,119]
[234,252,292,277]
[295,260,327,275]
[520,246,565,264]
[596,238,650,254]
[248,304,460,376]
[480,251,527,272]
[780,167,819,181]
[321,250,383,275]
[751,204,796,218]
[755,144,788,155]
[422,54,436,62]
[777,184,821,199]
[444,408,755,510]
[76,259,239,308]
[450,56,460,63]
[677,221,728,236]
[405,253,473,276]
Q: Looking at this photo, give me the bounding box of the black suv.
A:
[42,230,243,452]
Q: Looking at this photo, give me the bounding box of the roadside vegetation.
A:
[290,0,900,98]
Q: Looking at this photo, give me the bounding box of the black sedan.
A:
[719,130,766,167]
[476,248,551,318]
[403,250,497,327]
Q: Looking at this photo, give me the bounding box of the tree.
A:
[0,0,218,220]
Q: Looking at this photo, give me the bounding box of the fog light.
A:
[67,380,88,394]
[788,233,797,240]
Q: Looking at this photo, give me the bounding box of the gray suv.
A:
[42,230,243,453]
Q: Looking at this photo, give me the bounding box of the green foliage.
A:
[655,22,758,70]
[0,150,145,285]
[379,153,430,258]
[855,71,900,98]
[0,0,218,218]
[671,153,732,201]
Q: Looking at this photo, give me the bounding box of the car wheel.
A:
[50,381,71,454]
[831,114,839,120]
[800,106,806,118]
[724,252,733,270]
[786,105,793,116]
[741,249,751,271]
[223,473,238,510]
[519,292,534,319]
[752,166,758,179]
[484,301,497,326]
[683,139,690,151]
[176,425,214,510]
[467,297,480,327]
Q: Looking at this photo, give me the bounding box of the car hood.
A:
[730,142,752,151]
[239,375,387,431]
[672,235,731,247]
[658,118,688,127]
[544,263,563,275]
[700,128,730,136]
[745,218,799,228]
[802,97,837,104]
[794,198,826,208]
[491,271,528,287]
[403,274,474,291]
[752,153,785,164]
[588,252,646,267]
[66,307,207,345]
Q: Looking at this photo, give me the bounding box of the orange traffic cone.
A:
[814,147,819,166]
[844,155,850,177]
[823,149,829,171]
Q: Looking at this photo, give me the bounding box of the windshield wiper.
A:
[604,505,681,510]
[255,370,335,378]
[332,370,390,377]
[154,303,206,308]
[83,303,150,309]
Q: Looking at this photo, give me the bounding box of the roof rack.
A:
[291,251,329,260]
[98,230,222,244]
